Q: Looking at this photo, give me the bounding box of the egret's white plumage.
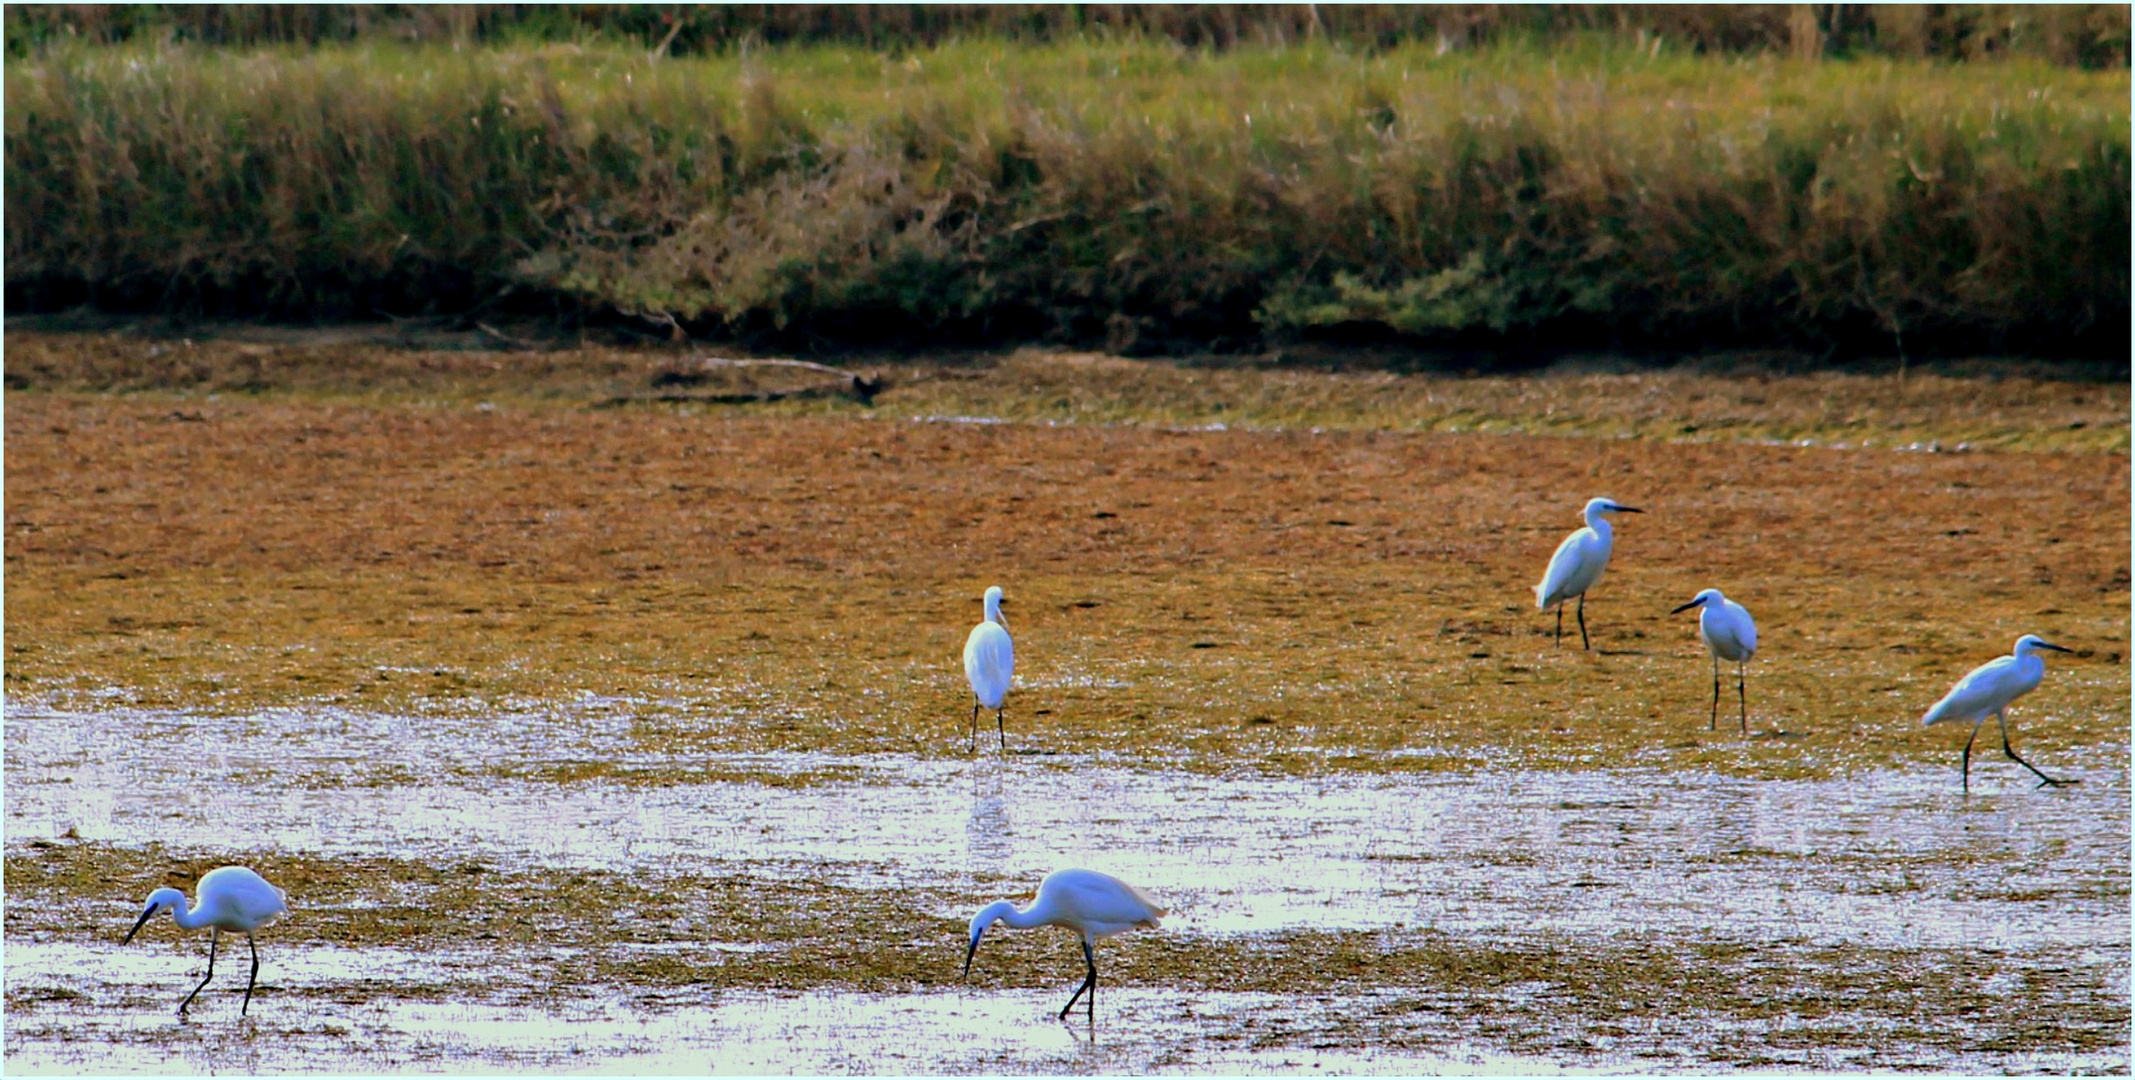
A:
[1534,497,1642,649]
[963,585,1014,750]
[1922,634,2075,791]
[123,865,288,1016]
[963,868,1166,1023]
[1671,588,1758,733]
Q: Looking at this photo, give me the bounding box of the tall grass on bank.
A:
[7,39,2127,357]
[9,4,2130,68]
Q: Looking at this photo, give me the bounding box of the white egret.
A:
[1534,497,1643,649]
[1671,588,1758,733]
[123,865,288,1016]
[1922,634,2077,792]
[963,585,1014,751]
[964,868,1166,1023]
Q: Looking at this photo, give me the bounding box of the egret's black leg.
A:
[1736,660,1748,735]
[996,708,1006,751]
[242,933,261,1016]
[1058,938,1098,1023]
[180,928,219,1014]
[1576,594,1591,651]
[1085,938,1097,1024]
[1960,724,1979,793]
[969,703,981,751]
[1554,604,1564,646]
[1709,655,1720,731]
[1998,710,2074,788]
[1054,934,1101,1020]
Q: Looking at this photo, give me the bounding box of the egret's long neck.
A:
[991,897,1049,930]
[166,896,209,930]
[984,595,1003,625]
[1586,511,1613,540]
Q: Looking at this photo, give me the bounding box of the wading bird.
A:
[1671,588,1758,733]
[123,865,288,1016]
[1535,497,1643,649]
[964,868,1165,1024]
[963,585,1015,751]
[1923,634,2077,792]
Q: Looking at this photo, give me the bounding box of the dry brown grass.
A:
[5,333,2126,780]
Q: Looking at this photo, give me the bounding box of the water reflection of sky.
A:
[8,703,2126,954]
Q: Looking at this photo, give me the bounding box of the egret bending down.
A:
[124,865,287,1016]
[1671,588,1758,733]
[963,585,1015,751]
[1535,497,1643,649]
[1923,634,2076,792]
[964,868,1165,1023]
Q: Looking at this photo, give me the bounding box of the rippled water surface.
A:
[6,702,2128,1073]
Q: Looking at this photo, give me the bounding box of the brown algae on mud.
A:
[5,334,2130,1070]
[6,332,2130,450]
[5,338,2128,781]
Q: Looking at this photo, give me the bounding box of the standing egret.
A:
[963,585,1014,751]
[1671,588,1758,733]
[1534,497,1643,649]
[964,868,1166,1024]
[1923,634,2077,792]
[123,865,287,1016]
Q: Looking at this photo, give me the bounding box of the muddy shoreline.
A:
[5,334,2127,1072]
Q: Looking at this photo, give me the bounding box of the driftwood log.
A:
[602,356,885,407]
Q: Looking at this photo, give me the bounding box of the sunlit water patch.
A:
[9,948,2121,1077]
[0,969,1588,1077]
[7,703,2127,1073]
[7,704,2126,955]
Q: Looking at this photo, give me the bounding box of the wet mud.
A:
[5,337,2128,1071]
[7,724,2128,1072]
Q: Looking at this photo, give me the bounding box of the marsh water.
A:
[5,698,2127,1073]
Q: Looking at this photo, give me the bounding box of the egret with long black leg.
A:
[963,585,1014,751]
[1535,497,1642,649]
[123,865,287,1017]
[964,868,1165,1024]
[1671,588,1758,733]
[1923,634,2077,792]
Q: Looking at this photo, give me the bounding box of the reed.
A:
[6,37,2126,357]
[9,5,2129,67]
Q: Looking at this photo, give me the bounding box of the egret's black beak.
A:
[962,937,978,977]
[2040,642,2075,653]
[123,905,155,944]
[1670,599,1701,615]
[1616,505,1645,514]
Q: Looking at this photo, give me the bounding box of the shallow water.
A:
[6,702,2128,1072]
[11,940,2126,1077]
[8,703,2125,949]
[1,952,1544,1078]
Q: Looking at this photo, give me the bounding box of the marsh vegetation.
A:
[7,27,2127,355]
[4,6,2128,1068]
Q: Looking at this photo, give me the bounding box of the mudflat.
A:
[5,333,2127,1072]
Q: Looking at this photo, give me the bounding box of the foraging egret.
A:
[123,865,287,1016]
[964,868,1166,1023]
[1534,497,1643,649]
[1670,588,1758,733]
[1922,634,2077,792]
[963,585,1014,751]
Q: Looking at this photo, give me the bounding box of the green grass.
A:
[9,4,2129,66]
[6,37,2127,356]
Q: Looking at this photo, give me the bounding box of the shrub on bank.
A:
[5,39,2127,357]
